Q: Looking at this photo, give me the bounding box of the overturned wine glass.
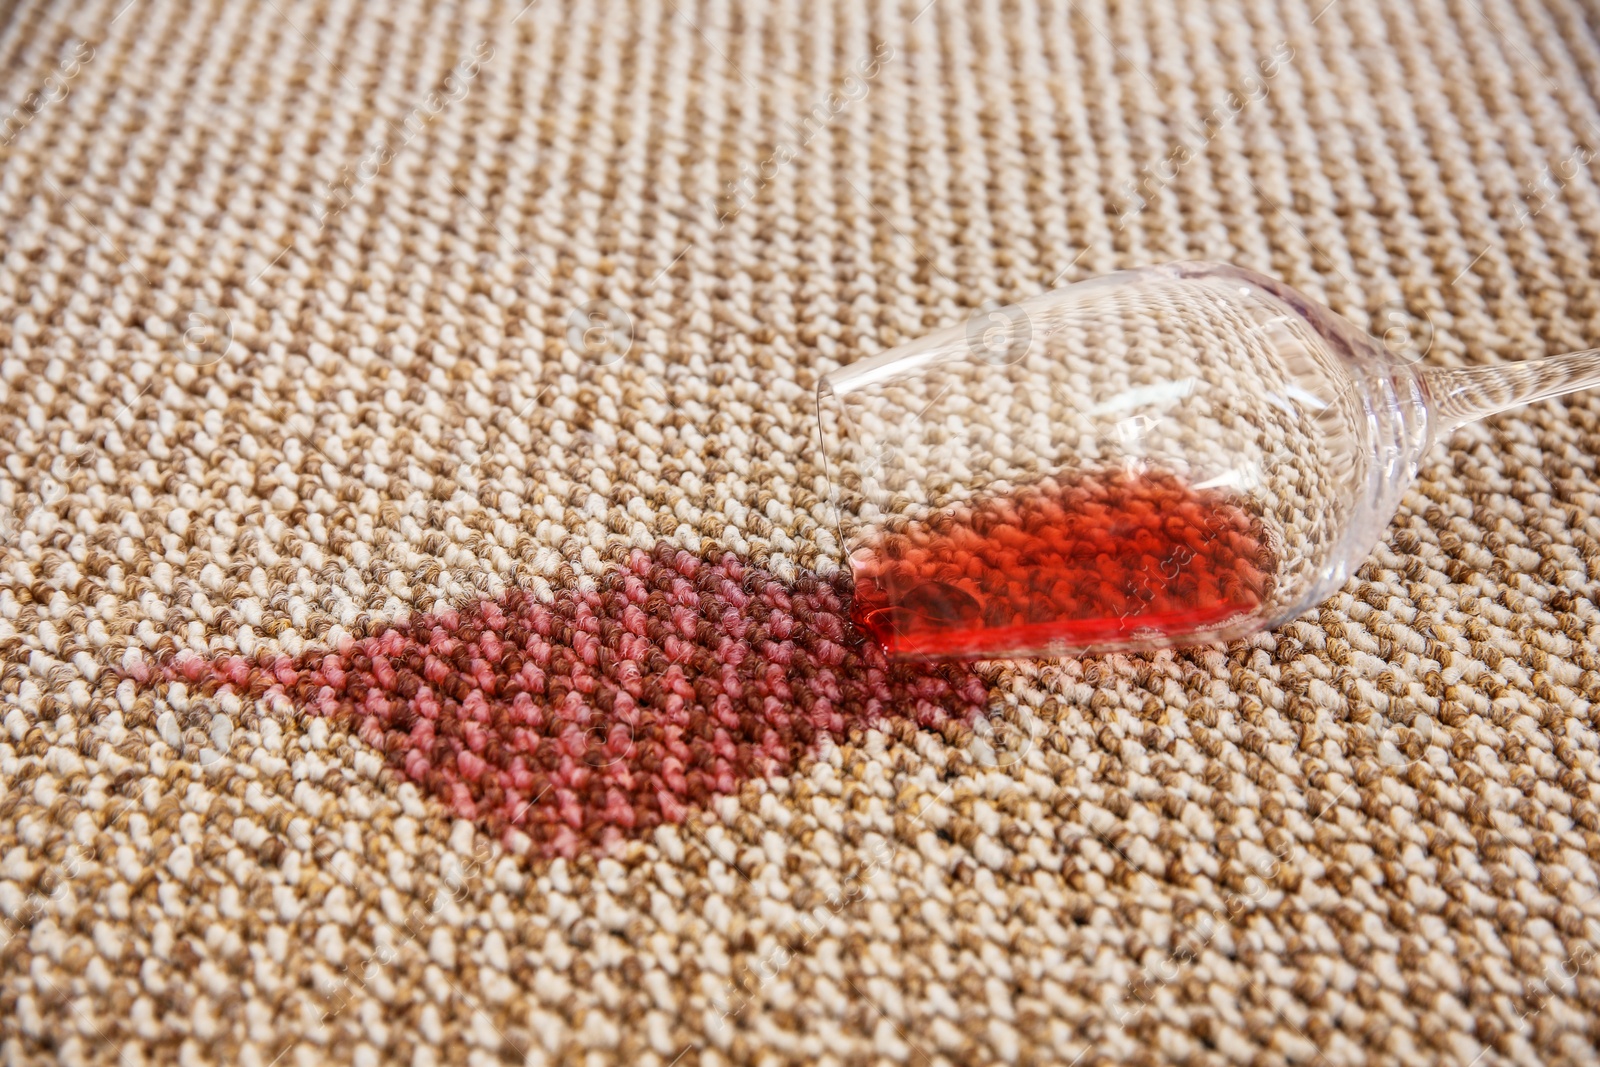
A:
[817,261,1600,661]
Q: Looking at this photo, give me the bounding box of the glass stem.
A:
[1418,349,1600,434]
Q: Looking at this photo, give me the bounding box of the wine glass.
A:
[816,261,1600,661]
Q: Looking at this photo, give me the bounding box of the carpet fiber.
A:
[3,0,1600,1064]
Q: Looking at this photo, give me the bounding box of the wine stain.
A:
[140,542,991,858]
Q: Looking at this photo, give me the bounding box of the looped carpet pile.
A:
[2,0,1600,1064]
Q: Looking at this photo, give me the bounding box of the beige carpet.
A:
[4,0,1600,1063]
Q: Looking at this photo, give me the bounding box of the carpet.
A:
[3,0,1600,1064]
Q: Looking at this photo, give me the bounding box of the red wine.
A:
[849,468,1274,660]
[144,544,991,859]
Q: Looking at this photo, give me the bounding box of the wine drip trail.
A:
[140,543,991,858]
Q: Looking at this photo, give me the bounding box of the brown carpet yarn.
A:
[3,0,1600,1064]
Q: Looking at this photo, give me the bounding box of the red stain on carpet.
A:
[150,544,990,857]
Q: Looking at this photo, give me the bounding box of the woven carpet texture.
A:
[4,0,1600,1064]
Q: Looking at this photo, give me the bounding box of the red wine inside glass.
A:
[849,468,1274,660]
